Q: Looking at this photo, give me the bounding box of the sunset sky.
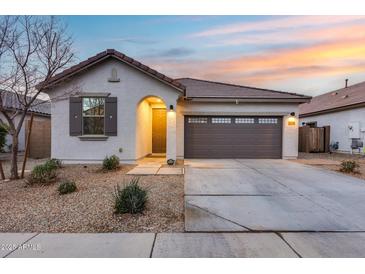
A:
[63,15,365,96]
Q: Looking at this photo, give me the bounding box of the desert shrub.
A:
[114,177,147,214]
[103,155,120,171]
[0,124,8,152]
[340,160,360,173]
[28,163,57,184]
[47,158,63,169]
[58,180,77,195]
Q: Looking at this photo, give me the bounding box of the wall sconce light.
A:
[288,112,296,126]
[169,105,174,111]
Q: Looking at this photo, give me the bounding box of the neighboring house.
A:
[299,81,365,154]
[0,90,51,157]
[43,49,310,163]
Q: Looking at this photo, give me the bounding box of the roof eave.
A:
[186,97,311,103]
[299,101,365,118]
[40,52,185,94]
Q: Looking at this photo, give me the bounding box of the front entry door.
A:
[152,108,167,153]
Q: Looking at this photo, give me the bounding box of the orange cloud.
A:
[146,37,365,89]
[192,16,365,37]
[214,23,365,46]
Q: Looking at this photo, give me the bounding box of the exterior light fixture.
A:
[167,159,175,165]
[288,112,296,126]
[169,105,174,111]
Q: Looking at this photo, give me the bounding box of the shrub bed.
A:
[103,155,120,171]
[340,160,360,173]
[114,177,148,214]
[58,180,77,195]
[28,163,57,185]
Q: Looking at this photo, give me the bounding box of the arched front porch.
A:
[135,95,176,163]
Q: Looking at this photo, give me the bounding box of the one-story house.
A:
[0,90,51,157]
[43,49,311,163]
[299,81,365,154]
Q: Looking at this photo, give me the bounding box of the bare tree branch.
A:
[0,15,76,179]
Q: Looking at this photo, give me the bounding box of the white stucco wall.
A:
[300,107,365,153]
[49,58,181,163]
[135,99,152,159]
[176,101,299,159]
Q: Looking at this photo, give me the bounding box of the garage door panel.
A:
[187,137,281,146]
[184,116,282,159]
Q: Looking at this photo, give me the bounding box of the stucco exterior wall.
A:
[300,107,365,153]
[135,99,152,159]
[49,58,181,163]
[176,101,299,159]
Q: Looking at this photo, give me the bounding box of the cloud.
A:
[145,37,365,91]
[209,23,365,47]
[103,37,158,44]
[144,47,195,58]
[191,16,365,37]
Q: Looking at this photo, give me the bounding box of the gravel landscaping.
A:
[0,162,184,233]
[292,152,365,181]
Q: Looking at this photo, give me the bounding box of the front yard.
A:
[292,152,365,180]
[0,161,184,233]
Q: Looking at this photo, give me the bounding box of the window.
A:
[82,97,105,135]
[235,118,255,124]
[188,117,208,124]
[258,118,278,124]
[212,117,231,124]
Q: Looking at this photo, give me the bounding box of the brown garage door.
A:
[184,116,282,159]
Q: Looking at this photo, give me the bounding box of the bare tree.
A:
[0,16,75,179]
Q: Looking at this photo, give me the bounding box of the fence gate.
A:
[299,125,330,153]
[25,119,51,159]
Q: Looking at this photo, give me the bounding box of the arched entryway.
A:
[136,96,167,159]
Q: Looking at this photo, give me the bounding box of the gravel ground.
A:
[292,152,365,181]
[0,163,184,233]
[0,153,48,178]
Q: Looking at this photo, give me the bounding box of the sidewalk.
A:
[2,232,365,258]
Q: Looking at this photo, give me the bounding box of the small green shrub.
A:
[58,180,77,195]
[47,158,63,169]
[340,160,360,173]
[103,155,120,171]
[114,177,148,214]
[28,163,57,184]
[0,124,8,152]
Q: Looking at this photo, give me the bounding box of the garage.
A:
[184,116,282,159]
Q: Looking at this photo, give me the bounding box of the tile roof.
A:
[299,81,365,117]
[42,49,185,92]
[176,78,311,101]
[1,90,51,116]
[41,49,311,103]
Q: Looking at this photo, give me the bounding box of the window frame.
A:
[211,117,232,124]
[82,97,106,136]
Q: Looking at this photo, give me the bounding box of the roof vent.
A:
[332,92,338,96]
[345,78,349,88]
[342,94,349,99]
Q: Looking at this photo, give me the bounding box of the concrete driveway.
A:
[185,159,365,232]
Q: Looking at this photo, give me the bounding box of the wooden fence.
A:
[299,125,330,153]
[25,119,51,159]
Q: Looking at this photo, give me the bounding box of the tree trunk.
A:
[10,134,19,180]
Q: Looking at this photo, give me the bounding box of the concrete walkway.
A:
[127,157,184,175]
[185,159,365,232]
[2,232,365,257]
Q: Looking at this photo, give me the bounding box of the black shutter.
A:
[105,97,117,136]
[69,97,82,136]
